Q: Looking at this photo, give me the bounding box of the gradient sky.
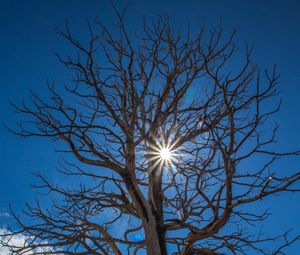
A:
[1,0,300,254]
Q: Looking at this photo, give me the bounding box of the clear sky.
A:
[0,0,300,254]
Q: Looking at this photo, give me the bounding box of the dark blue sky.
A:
[1,0,300,253]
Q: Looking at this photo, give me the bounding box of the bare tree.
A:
[1,7,300,255]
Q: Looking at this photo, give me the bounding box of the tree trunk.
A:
[145,163,168,255]
[144,215,167,255]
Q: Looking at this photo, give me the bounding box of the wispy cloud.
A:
[0,210,10,218]
[0,229,54,255]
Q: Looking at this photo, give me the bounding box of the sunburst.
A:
[147,138,179,174]
[160,147,172,161]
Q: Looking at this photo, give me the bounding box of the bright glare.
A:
[146,136,181,174]
[160,147,171,161]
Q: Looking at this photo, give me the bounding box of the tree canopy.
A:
[1,6,300,255]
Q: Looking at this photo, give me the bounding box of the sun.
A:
[147,140,178,174]
[160,147,171,161]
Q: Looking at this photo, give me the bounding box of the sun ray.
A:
[147,137,180,174]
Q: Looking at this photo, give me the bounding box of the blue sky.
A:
[0,0,300,253]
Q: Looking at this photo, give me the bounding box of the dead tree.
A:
[1,9,300,255]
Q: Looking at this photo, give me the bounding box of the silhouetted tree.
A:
[1,6,300,255]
